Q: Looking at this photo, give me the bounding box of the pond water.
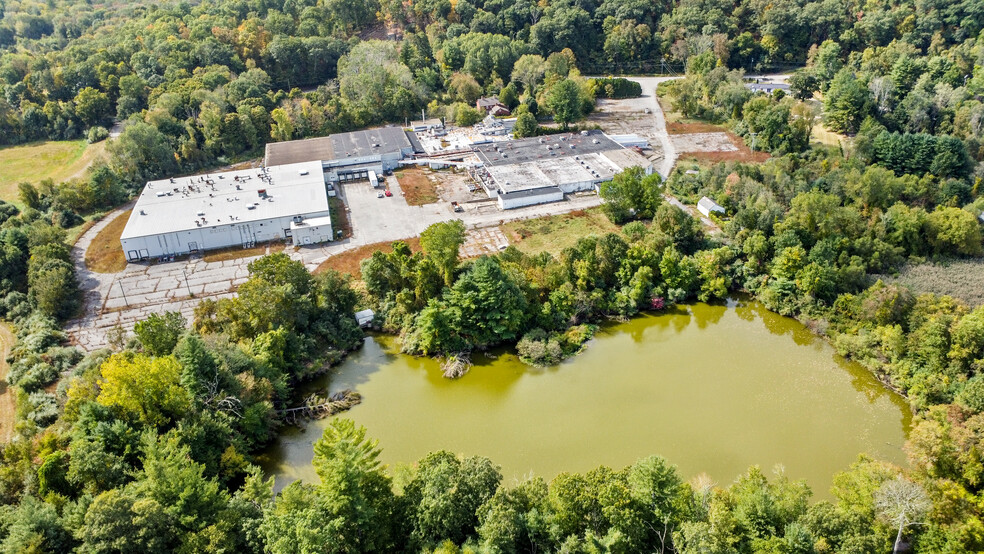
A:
[261,299,911,495]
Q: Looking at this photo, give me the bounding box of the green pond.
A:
[261,299,912,495]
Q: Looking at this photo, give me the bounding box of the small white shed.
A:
[355,309,375,327]
[697,196,725,218]
[290,215,334,246]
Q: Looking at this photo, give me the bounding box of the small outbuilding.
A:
[697,196,725,218]
[354,309,375,328]
[290,215,334,246]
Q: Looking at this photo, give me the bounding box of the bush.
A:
[26,392,58,426]
[590,77,642,99]
[51,209,83,229]
[86,126,109,143]
[516,325,596,366]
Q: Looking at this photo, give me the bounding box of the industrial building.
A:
[471,130,652,209]
[119,161,332,261]
[263,127,422,182]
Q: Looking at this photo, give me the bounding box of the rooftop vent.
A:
[196,210,205,217]
[299,170,309,176]
[246,205,256,210]
[139,210,146,215]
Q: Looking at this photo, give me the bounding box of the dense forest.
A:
[2,0,984,551]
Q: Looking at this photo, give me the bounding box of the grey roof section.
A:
[265,127,415,166]
[474,131,622,167]
[405,131,425,154]
[500,186,564,199]
[698,196,725,213]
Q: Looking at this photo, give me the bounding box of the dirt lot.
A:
[394,168,440,205]
[395,167,484,206]
[588,103,657,138]
[85,209,131,273]
[314,237,422,278]
[668,122,769,164]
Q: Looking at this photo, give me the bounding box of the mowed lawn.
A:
[0,140,107,207]
[502,208,620,257]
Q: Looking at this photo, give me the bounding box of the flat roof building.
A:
[120,161,331,261]
[472,130,652,209]
[264,127,422,183]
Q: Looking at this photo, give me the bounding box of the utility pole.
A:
[182,268,192,296]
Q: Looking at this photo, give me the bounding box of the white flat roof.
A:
[121,161,328,240]
[486,152,621,193]
[290,215,333,229]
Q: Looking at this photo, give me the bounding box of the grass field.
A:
[0,322,15,443]
[315,237,422,277]
[502,208,620,257]
[394,169,439,205]
[85,210,131,273]
[0,140,108,207]
[879,259,984,308]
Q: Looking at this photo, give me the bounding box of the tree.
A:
[513,111,538,137]
[874,477,931,554]
[96,353,191,427]
[74,87,111,127]
[443,256,530,348]
[926,207,982,256]
[420,220,466,286]
[628,456,682,552]
[79,488,173,553]
[824,68,872,133]
[546,79,583,129]
[449,72,482,104]
[599,167,663,223]
[308,418,396,552]
[134,312,186,356]
[404,450,502,549]
[511,54,546,92]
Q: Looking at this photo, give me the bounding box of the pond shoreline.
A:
[263,299,911,496]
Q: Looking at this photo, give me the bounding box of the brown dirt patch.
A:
[678,131,770,164]
[0,322,16,442]
[85,210,131,273]
[314,238,422,278]
[329,196,352,240]
[666,121,728,135]
[202,241,286,263]
[395,169,439,206]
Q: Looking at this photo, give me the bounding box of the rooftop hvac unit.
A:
[299,170,309,175]
[592,139,600,144]
[139,210,146,215]
[246,205,256,210]
[196,210,205,216]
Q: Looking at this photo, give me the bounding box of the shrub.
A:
[86,126,109,143]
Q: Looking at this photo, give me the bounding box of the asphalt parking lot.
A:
[338,176,448,246]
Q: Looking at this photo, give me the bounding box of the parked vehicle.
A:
[384,190,393,197]
[451,201,464,212]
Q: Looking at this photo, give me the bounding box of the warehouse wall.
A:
[121,211,329,261]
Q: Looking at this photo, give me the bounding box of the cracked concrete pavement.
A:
[67,178,604,351]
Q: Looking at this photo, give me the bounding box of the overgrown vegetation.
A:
[2,0,984,551]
